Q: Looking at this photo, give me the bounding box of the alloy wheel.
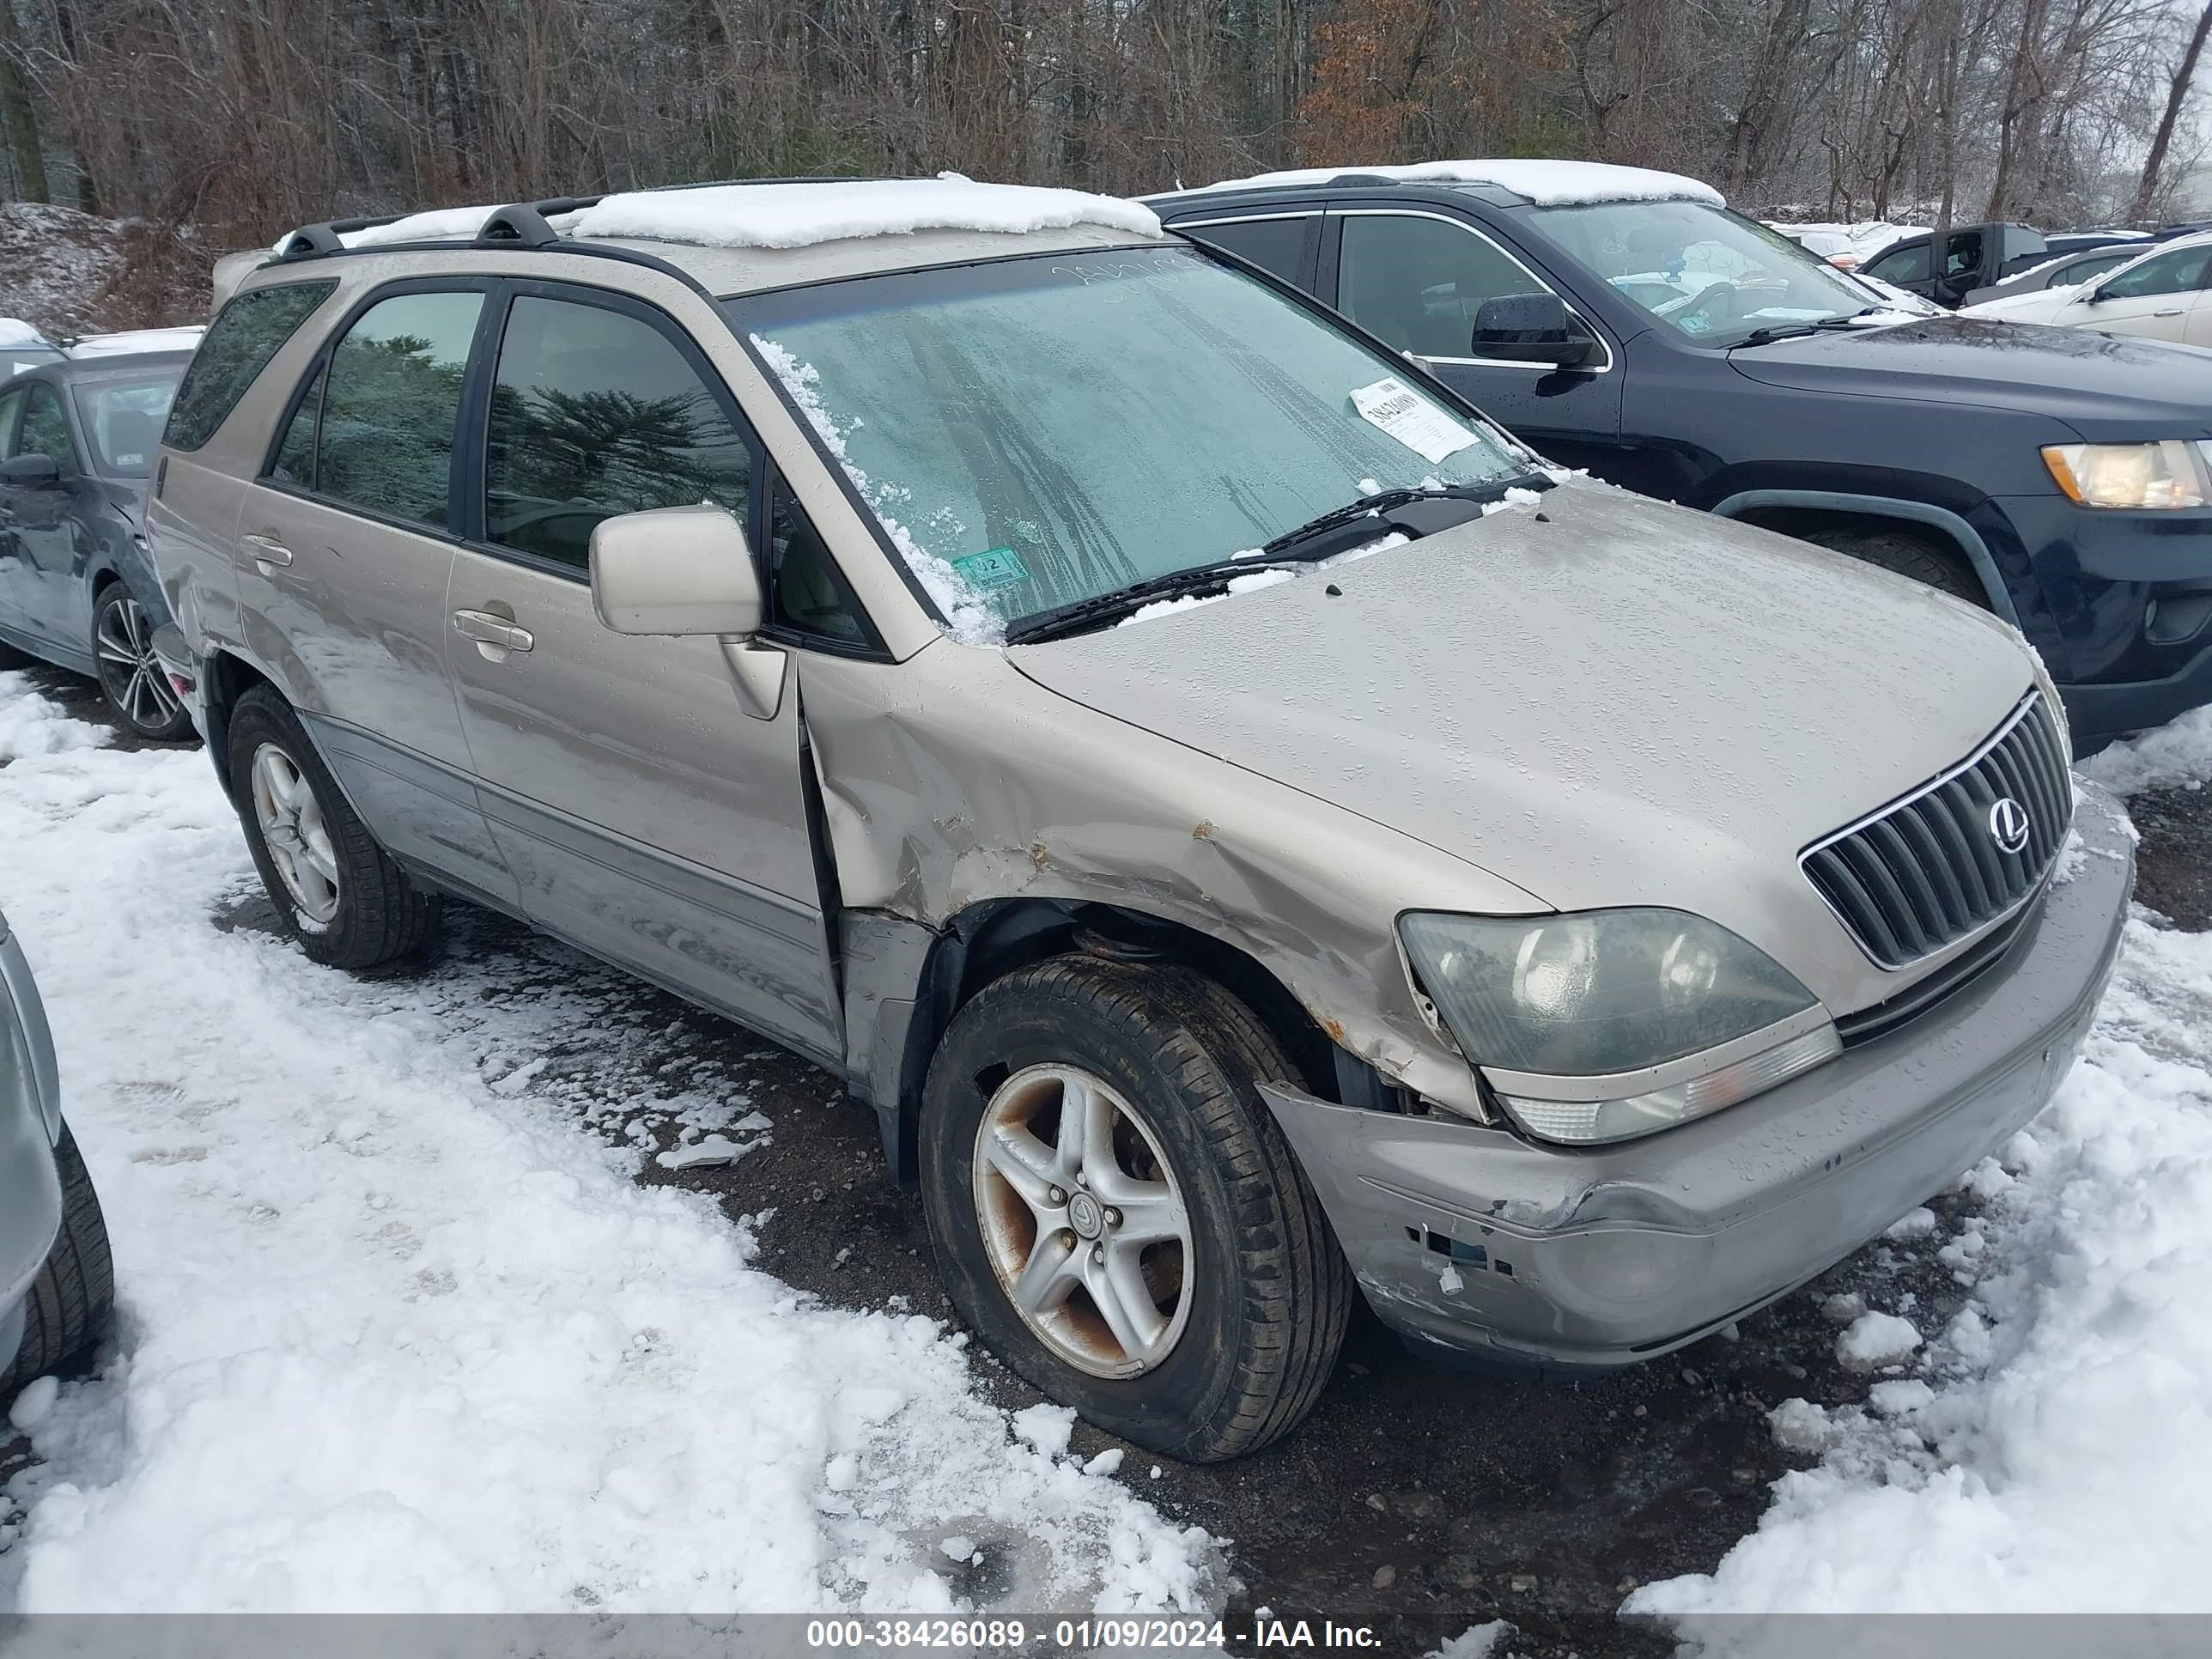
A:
[250,743,342,924]
[971,1064,1194,1378]
[94,593,182,735]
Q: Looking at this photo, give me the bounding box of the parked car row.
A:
[1960,229,2212,348]
[91,167,2135,1458]
[1149,165,2212,751]
[0,347,196,738]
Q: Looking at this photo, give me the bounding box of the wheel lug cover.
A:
[1048,1186,1066,1206]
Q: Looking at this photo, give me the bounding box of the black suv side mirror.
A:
[0,453,60,487]
[1472,293,1599,367]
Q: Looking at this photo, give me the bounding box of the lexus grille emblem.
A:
[1988,797,2032,855]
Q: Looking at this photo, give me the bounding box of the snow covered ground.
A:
[1630,717,2212,1642]
[8,653,2212,1639]
[0,670,1210,1615]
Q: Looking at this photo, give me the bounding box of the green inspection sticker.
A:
[952,547,1030,588]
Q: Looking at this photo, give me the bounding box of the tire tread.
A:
[3,1125,114,1400]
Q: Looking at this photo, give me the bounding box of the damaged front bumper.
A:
[1261,781,2135,1372]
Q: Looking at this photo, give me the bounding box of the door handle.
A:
[240,532,293,570]
[2155,308,2185,317]
[452,608,533,655]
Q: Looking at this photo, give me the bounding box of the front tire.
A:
[91,585,193,741]
[920,956,1351,1462]
[226,685,439,969]
[3,1125,114,1402]
[1798,523,1987,607]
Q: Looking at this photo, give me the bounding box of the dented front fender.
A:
[799,641,1546,1115]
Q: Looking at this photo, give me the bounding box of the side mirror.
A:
[1471,293,1599,367]
[0,453,60,487]
[589,504,762,637]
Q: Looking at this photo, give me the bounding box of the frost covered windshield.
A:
[1534,198,1887,344]
[731,247,1532,641]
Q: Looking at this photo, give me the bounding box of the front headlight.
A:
[1399,908,1838,1145]
[2041,441,2212,508]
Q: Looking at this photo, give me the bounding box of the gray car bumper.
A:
[1262,781,2134,1371]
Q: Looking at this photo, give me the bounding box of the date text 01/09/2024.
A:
[801,1616,1385,1650]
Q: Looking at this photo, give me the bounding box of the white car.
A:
[1960,231,2212,346]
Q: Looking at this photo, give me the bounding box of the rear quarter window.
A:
[163,279,337,452]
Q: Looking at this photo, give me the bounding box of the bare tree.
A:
[2130,0,2212,222]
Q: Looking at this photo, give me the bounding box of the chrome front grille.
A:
[1802,694,2071,969]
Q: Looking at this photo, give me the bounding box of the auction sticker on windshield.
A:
[1350,376,1476,465]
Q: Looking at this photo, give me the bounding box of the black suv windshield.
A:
[728,247,1533,640]
[1533,199,1887,346]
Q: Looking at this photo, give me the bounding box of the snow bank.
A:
[0,680,1210,1613]
[1188,160,1723,207]
[574,175,1160,250]
[1628,908,2212,1626]
[0,317,49,347]
[2082,705,2212,796]
[0,672,110,762]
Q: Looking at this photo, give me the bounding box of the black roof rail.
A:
[275,225,346,258]
[474,204,562,247]
[1326,173,1403,186]
[276,210,416,259]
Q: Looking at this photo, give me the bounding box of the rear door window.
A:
[482,293,753,572]
[163,279,336,451]
[315,289,485,529]
[2062,252,2130,288]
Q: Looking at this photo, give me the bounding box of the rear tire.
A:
[3,1124,114,1402]
[1797,522,1987,606]
[919,955,1351,1462]
[226,685,439,970]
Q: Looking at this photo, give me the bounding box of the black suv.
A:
[1149,165,2212,752]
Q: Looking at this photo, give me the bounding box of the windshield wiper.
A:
[1736,307,1884,347]
[1006,474,1553,645]
[1006,556,1314,644]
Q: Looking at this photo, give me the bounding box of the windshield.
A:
[70,373,180,476]
[729,247,1534,641]
[1533,199,1886,344]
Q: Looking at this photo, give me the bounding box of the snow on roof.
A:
[0,317,52,347]
[68,325,204,357]
[335,205,506,250]
[568,174,1161,249]
[276,176,1162,258]
[1185,159,1725,207]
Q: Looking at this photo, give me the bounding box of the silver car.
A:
[2,909,114,1407]
[146,179,2131,1460]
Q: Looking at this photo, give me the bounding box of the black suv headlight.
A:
[1399,908,1839,1144]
